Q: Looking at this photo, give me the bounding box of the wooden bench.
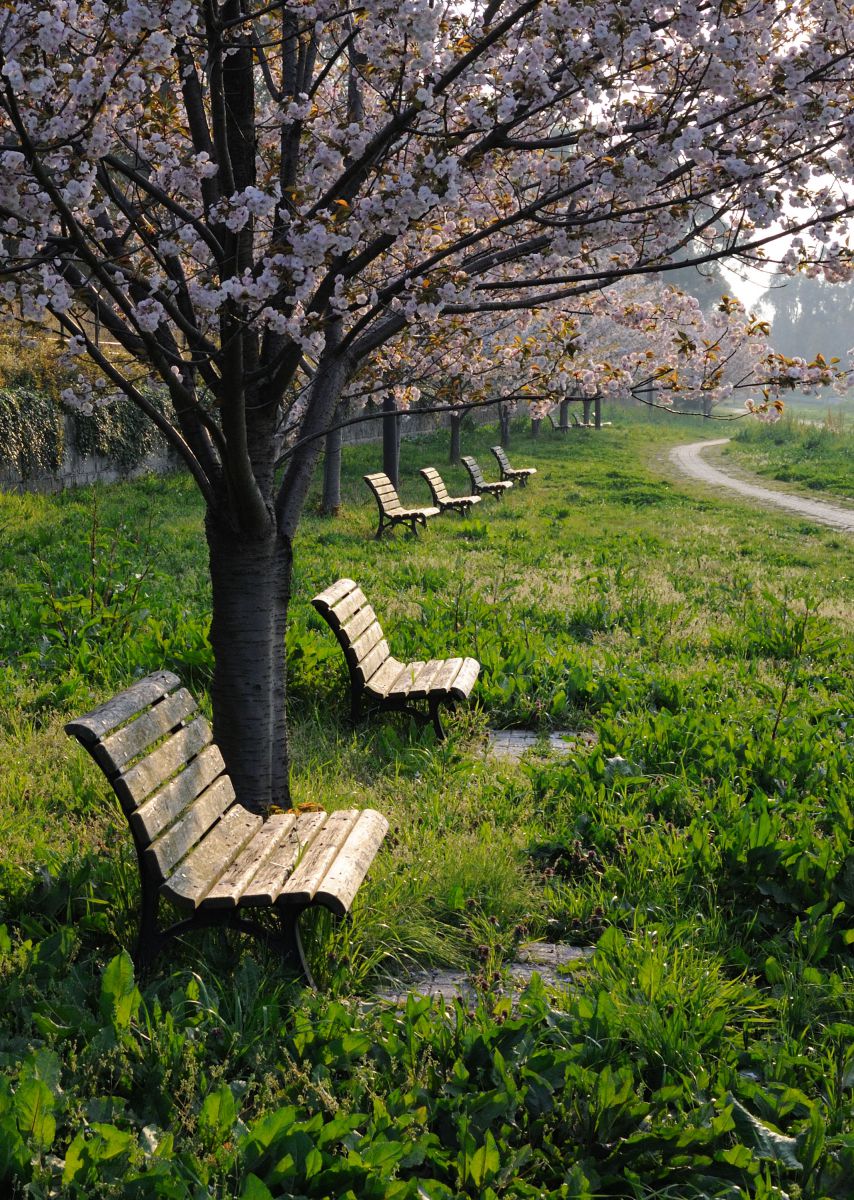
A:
[490,445,537,486]
[460,455,514,498]
[65,671,388,983]
[419,466,482,516]
[364,472,439,539]
[312,578,480,738]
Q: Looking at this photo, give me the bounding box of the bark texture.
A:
[449,413,461,464]
[206,513,293,812]
[382,395,400,487]
[321,424,343,514]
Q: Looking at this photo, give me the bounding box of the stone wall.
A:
[0,412,179,494]
[1,404,501,493]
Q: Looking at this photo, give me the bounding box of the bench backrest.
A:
[312,579,392,687]
[491,446,511,472]
[461,456,486,487]
[65,671,237,886]
[364,472,403,515]
[419,467,450,504]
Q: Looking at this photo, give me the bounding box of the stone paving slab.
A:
[373,942,592,1006]
[486,728,598,762]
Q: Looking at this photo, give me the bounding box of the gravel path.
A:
[669,438,854,533]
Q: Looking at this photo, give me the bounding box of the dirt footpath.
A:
[669,438,854,533]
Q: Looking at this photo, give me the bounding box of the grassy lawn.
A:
[1,412,852,1198]
[724,414,854,501]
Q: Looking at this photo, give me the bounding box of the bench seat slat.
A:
[278,810,361,906]
[362,656,405,697]
[95,689,198,774]
[449,656,480,699]
[383,661,426,698]
[341,604,376,644]
[406,659,445,700]
[348,619,385,665]
[314,810,390,917]
[241,811,328,905]
[314,578,357,611]
[357,639,391,685]
[144,773,236,881]
[428,657,464,697]
[200,812,298,909]
[65,671,181,747]
[160,805,263,908]
[117,717,213,807]
[130,743,226,842]
[331,588,369,627]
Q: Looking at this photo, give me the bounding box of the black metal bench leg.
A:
[429,697,447,740]
[278,907,315,988]
[134,871,162,972]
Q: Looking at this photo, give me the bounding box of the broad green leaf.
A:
[728,1095,803,1168]
[14,1079,56,1149]
[199,1084,237,1141]
[467,1130,500,1188]
[100,951,141,1035]
[0,1114,30,1182]
[240,1175,275,1200]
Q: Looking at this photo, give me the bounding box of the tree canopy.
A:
[2,0,853,804]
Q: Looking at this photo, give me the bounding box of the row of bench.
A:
[365,448,536,539]
[63,449,537,981]
[66,576,486,980]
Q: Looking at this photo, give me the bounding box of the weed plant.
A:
[0,414,852,1197]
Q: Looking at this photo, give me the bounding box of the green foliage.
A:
[728,415,854,499]
[1,414,852,1197]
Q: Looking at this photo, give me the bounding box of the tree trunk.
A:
[382,394,400,486]
[594,395,602,429]
[449,412,461,464]
[206,512,293,812]
[531,417,541,438]
[499,406,511,447]
[321,423,343,514]
[559,398,569,433]
[582,398,592,425]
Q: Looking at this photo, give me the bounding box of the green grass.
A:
[724,413,854,500]
[1,413,852,1198]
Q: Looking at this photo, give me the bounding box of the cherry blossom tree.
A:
[1,0,853,808]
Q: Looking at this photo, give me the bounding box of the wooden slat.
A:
[94,689,198,773]
[313,578,357,612]
[357,639,391,684]
[314,809,389,917]
[363,656,405,697]
[449,657,480,699]
[160,805,262,909]
[129,743,226,841]
[64,671,181,747]
[384,661,426,698]
[116,717,212,807]
[406,659,445,700]
[428,657,464,697]
[341,605,377,645]
[278,810,361,906]
[349,620,385,665]
[241,811,328,905]
[200,812,298,909]
[329,587,368,626]
[144,774,235,880]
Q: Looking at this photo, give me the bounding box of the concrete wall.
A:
[0,413,179,494]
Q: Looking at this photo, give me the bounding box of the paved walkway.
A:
[374,942,591,1006]
[669,439,854,533]
[486,728,597,762]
